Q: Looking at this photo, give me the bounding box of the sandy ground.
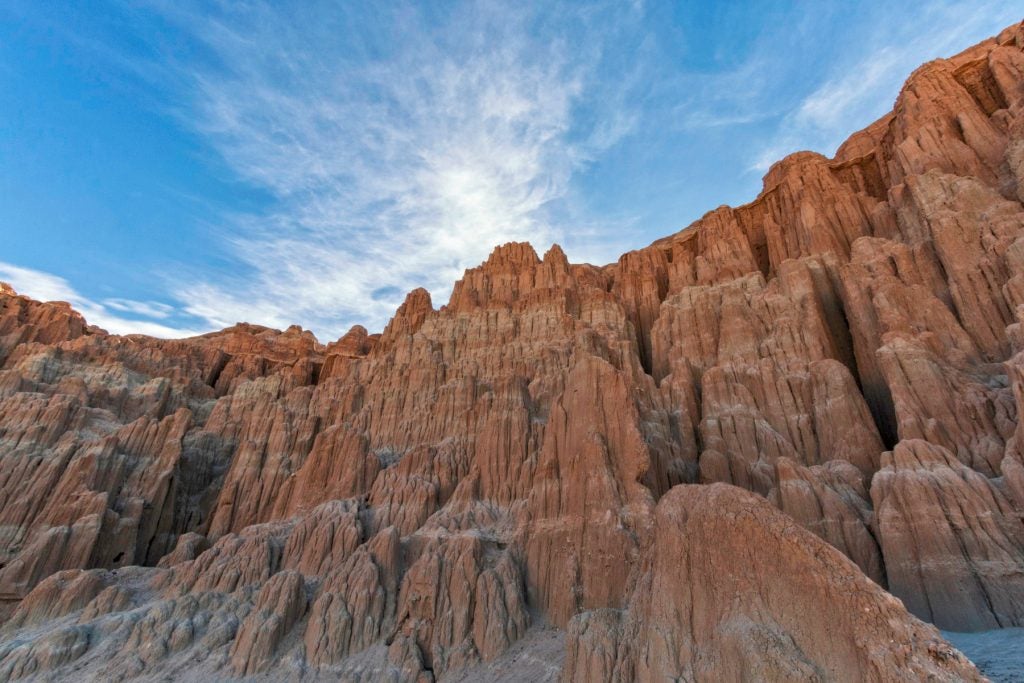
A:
[444,619,565,682]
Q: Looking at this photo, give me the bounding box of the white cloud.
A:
[0,261,203,338]
[148,1,1023,337]
[748,0,1024,172]
[12,1,1018,340]
[149,1,640,340]
[794,48,902,133]
[103,298,174,319]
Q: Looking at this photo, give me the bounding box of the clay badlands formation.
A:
[2,21,1024,683]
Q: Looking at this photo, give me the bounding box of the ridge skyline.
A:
[3,1,1022,341]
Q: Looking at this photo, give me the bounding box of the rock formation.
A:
[562,485,977,682]
[3,19,1024,682]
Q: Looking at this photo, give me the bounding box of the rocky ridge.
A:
[3,20,1024,682]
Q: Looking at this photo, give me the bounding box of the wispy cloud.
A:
[103,298,174,319]
[6,1,1020,340]
[145,1,642,339]
[0,261,203,337]
[748,0,1023,172]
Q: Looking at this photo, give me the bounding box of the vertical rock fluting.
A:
[562,485,982,682]
[1,20,1024,681]
[524,355,656,627]
[870,439,1024,630]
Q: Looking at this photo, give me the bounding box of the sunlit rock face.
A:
[2,21,1024,682]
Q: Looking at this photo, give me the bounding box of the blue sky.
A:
[2,1,1022,340]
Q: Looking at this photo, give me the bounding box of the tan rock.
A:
[564,484,983,682]
[0,21,1022,682]
[871,439,1024,630]
[229,569,307,675]
[525,355,655,627]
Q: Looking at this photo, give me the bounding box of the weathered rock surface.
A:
[2,20,1024,681]
[562,484,982,682]
[871,439,1024,631]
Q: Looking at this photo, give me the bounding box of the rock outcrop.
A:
[871,439,1024,631]
[2,20,1024,682]
[562,485,981,682]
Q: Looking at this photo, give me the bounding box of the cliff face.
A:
[2,21,1024,682]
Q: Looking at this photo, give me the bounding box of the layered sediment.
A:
[3,21,1024,682]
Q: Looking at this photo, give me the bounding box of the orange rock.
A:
[871,440,1024,630]
[563,484,983,682]
[1,20,1024,680]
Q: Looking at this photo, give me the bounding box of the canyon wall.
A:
[3,20,1024,682]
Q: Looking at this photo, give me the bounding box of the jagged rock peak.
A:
[542,243,569,267]
[2,20,1024,682]
[483,241,541,269]
[380,286,434,344]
